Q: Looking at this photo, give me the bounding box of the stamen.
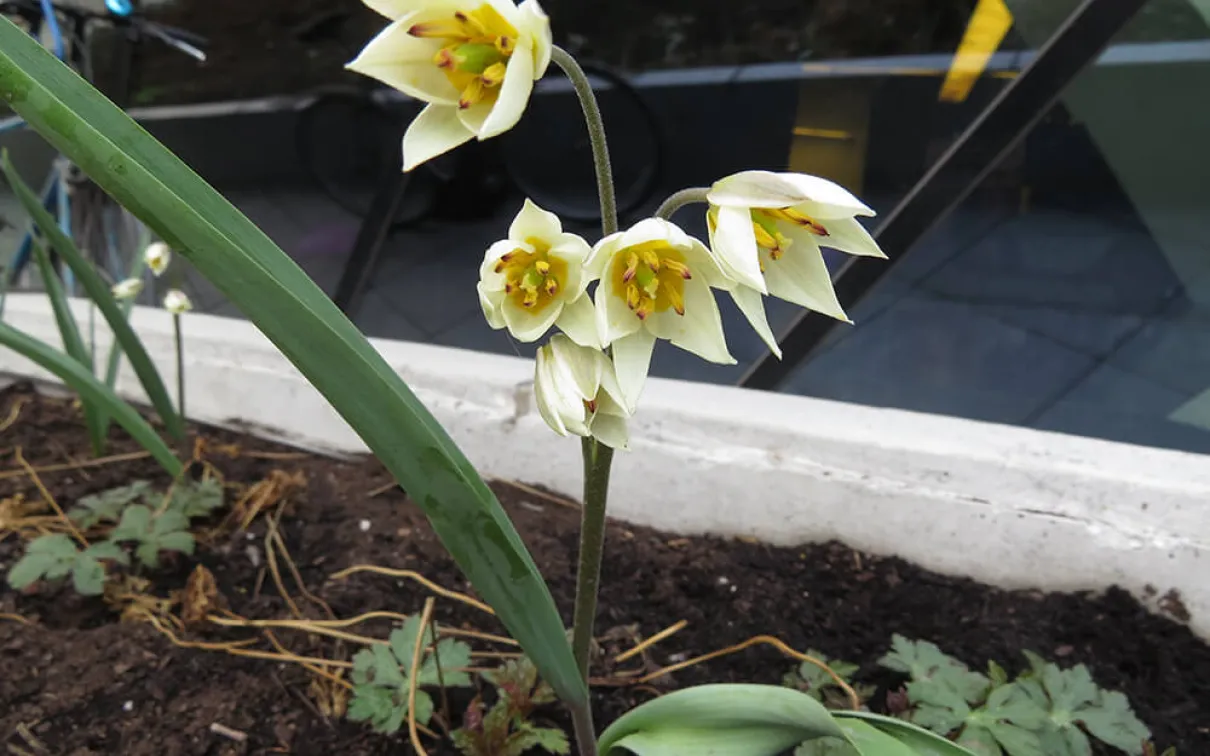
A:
[534,260,550,275]
[625,283,641,311]
[638,248,661,272]
[455,10,489,36]
[481,62,507,87]
[584,398,598,414]
[433,48,455,69]
[666,285,685,316]
[622,253,639,283]
[459,78,485,109]
[634,302,652,321]
[495,35,515,55]
[663,260,692,279]
[770,208,829,236]
[544,278,559,296]
[522,289,539,308]
[752,221,779,251]
[409,20,469,39]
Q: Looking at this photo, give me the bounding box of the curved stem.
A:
[654,187,710,221]
[172,313,185,421]
[551,46,618,237]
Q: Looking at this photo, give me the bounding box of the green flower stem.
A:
[655,187,711,221]
[172,313,185,421]
[551,46,618,237]
[570,435,614,756]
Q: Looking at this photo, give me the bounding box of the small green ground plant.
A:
[878,636,1158,756]
[348,615,474,734]
[6,477,224,595]
[452,656,570,756]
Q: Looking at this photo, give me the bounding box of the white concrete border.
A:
[3,293,1208,637]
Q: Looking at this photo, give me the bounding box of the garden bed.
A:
[1,382,1207,754]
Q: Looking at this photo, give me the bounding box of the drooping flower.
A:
[534,334,629,450]
[587,218,734,410]
[144,242,171,277]
[706,170,887,357]
[111,278,144,300]
[348,0,552,171]
[478,199,598,347]
[163,289,192,315]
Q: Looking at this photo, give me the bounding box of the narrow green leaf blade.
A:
[0,151,184,440]
[599,684,846,756]
[100,243,146,435]
[0,16,581,706]
[27,234,106,454]
[833,712,979,756]
[0,320,181,475]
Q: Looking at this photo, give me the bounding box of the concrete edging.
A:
[2,292,1207,637]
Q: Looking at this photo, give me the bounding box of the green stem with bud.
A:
[655,187,710,221]
[552,45,624,756]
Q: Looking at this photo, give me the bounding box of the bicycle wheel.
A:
[295,87,437,228]
[502,62,663,224]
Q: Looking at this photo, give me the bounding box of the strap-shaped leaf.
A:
[833,712,978,756]
[0,319,181,475]
[0,17,583,707]
[27,234,106,453]
[598,684,847,756]
[1,151,185,441]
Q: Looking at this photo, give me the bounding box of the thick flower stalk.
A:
[144,241,171,277]
[706,170,887,357]
[588,218,734,409]
[348,0,552,170]
[110,277,143,300]
[478,199,598,346]
[535,335,629,450]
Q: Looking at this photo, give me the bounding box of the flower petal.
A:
[517,0,553,76]
[596,273,642,346]
[708,170,809,208]
[403,104,475,170]
[478,283,506,329]
[815,216,886,258]
[710,204,766,292]
[480,38,536,139]
[585,231,626,279]
[534,347,570,436]
[480,238,523,289]
[764,229,850,322]
[551,232,593,295]
[617,217,680,250]
[647,278,734,365]
[361,0,462,20]
[555,294,601,349]
[779,173,874,218]
[502,298,562,342]
[509,198,562,244]
[610,330,656,412]
[590,412,629,451]
[346,16,460,105]
[730,285,782,359]
[550,335,603,400]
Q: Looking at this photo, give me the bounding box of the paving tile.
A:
[1031,363,1210,454]
[782,293,1096,425]
[1107,299,1210,396]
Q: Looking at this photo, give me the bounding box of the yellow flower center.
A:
[708,206,830,273]
[409,5,519,110]
[495,239,567,314]
[609,241,693,321]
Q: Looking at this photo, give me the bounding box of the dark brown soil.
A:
[132,0,979,106]
[1,382,1207,755]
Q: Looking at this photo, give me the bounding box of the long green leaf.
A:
[598,685,847,756]
[0,151,185,442]
[28,235,106,453]
[0,17,583,707]
[834,712,977,756]
[0,320,181,475]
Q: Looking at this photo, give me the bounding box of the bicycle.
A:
[294,60,664,231]
[0,0,206,298]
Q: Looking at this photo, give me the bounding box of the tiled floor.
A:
[4,180,1210,456]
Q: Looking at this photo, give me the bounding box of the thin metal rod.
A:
[739,0,1148,390]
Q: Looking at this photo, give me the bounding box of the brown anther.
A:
[544,278,559,296]
[625,283,641,311]
[494,260,507,274]
[584,399,598,414]
[408,20,466,39]
[634,303,652,321]
[481,63,506,87]
[495,35,515,55]
[667,286,685,316]
[504,283,514,293]
[534,260,551,275]
[522,289,539,308]
[434,48,455,69]
[663,260,692,280]
[639,248,661,272]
